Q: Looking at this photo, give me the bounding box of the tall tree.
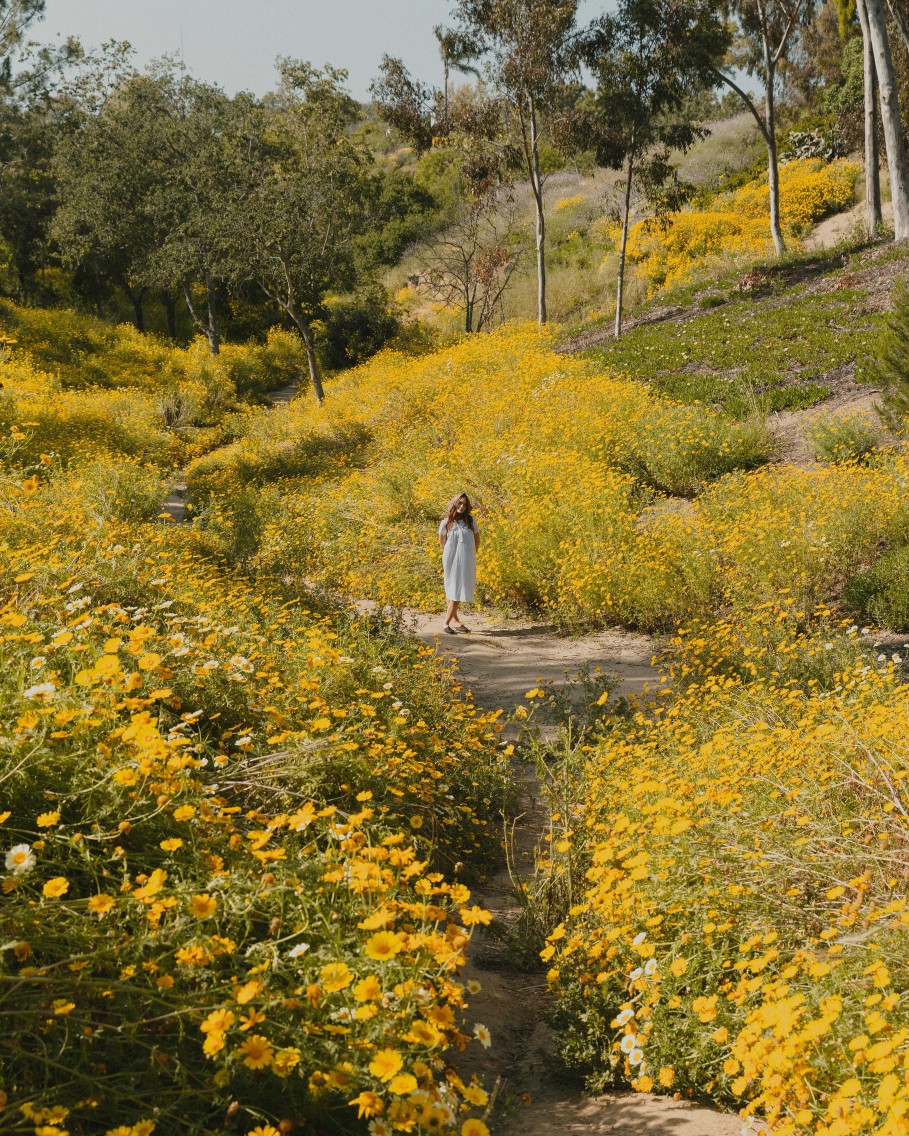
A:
[573,0,728,338]
[714,1,816,256]
[854,0,883,238]
[862,0,909,238]
[434,23,481,132]
[371,55,436,154]
[0,0,44,79]
[226,63,369,402]
[52,69,161,328]
[452,0,581,325]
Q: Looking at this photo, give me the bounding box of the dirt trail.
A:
[401,610,743,1136]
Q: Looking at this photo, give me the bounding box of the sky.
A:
[32,0,605,101]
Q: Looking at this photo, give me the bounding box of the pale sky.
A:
[33,1,605,101]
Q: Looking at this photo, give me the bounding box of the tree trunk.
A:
[205,274,220,355]
[764,62,786,256]
[162,291,177,339]
[289,310,325,403]
[122,283,147,333]
[885,0,909,54]
[528,101,547,325]
[615,151,635,341]
[864,0,909,239]
[858,0,884,239]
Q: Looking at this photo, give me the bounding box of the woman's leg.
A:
[445,599,457,627]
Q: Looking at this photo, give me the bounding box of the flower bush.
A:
[1,450,508,1134]
[540,604,909,1136]
[622,159,860,293]
[0,299,305,399]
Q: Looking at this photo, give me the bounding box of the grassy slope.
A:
[565,243,909,419]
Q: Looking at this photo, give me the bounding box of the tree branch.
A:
[709,65,772,146]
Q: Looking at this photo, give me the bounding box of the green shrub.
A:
[844,544,909,631]
[861,276,909,431]
[806,412,883,464]
[318,289,400,371]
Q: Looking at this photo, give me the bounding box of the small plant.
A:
[844,544,909,631]
[862,277,909,431]
[806,412,883,464]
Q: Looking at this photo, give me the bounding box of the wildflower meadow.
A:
[1,157,907,1136]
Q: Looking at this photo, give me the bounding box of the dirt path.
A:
[399,610,743,1136]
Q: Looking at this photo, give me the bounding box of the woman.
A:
[438,493,480,634]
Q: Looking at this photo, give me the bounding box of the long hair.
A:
[445,493,474,533]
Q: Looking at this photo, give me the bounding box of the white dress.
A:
[439,517,478,602]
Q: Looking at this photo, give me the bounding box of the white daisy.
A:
[5,844,36,874]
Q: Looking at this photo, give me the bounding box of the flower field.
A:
[4,276,909,1136]
[186,324,908,634]
[1,322,509,1134]
[624,159,860,292]
[540,604,909,1136]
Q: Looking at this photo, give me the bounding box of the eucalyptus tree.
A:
[225,63,370,402]
[714,0,817,255]
[451,0,581,325]
[860,0,909,239]
[572,0,728,338]
[853,0,882,239]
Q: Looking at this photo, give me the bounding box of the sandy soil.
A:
[408,610,659,738]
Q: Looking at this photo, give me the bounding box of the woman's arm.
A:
[438,532,447,550]
[473,526,480,552]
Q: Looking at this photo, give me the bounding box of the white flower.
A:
[630,967,644,981]
[629,1048,644,1065]
[615,1008,634,1025]
[644,958,658,977]
[288,942,310,958]
[382,681,393,690]
[620,1033,637,1054]
[23,682,55,700]
[29,657,44,669]
[338,656,354,664]
[172,646,191,657]
[473,1023,492,1049]
[235,735,252,747]
[632,932,647,946]
[202,659,219,670]
[6,844,36,874]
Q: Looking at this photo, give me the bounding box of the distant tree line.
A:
[375,0,909,336]
[4,0,909,366]
[0,3,441,397]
